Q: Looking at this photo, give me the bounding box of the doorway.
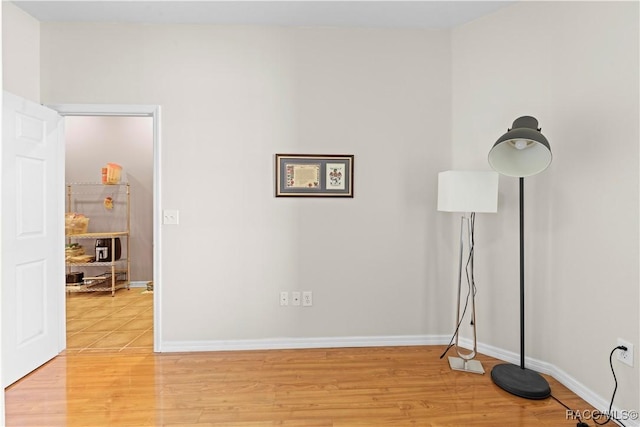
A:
[64,115,153,351]
[52,103,162,353]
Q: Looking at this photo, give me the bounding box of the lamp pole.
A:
[519,177,525,369]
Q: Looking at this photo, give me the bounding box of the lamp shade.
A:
[437,170,499,213]
[488,116,552,177]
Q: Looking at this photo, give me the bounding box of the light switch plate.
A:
[163,209,179,225]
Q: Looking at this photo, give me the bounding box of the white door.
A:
[2,91,65,387]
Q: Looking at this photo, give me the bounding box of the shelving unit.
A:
[65,183,130,297]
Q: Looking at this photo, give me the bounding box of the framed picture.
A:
[275,154,354,197]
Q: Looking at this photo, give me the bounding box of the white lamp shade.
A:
[437,170,499,213]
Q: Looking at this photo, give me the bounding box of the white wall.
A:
[2,1,39,102]
[64,116,154,282]
[452,1,639,413]
[0,2,4,425]
[40,24,454,345]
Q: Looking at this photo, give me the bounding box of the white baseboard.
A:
[129,280,151,288]
[157,334,637,427]
[158,334,451,353]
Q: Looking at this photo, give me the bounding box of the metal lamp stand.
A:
[487,116,553,398]
[490,178,550,398]
[448,214,485,375]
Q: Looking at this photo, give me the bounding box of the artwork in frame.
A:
[275,154,354,197]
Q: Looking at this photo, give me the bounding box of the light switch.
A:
[163,209,179,225]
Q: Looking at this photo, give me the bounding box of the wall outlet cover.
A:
[303,291,313,306]
[280,291,289,306]
[617,338,634,367]
[292,291,301,306]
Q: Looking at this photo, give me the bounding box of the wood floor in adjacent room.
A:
[6,292,595,426]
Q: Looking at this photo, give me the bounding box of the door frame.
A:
[49,104,163,352]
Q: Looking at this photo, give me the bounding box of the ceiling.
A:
[11,1,515,29]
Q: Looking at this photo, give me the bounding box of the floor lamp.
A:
[487,116,553,399]
[437,170,498,374]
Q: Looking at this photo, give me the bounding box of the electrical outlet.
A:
[617,338,634,367]
[292,291,301,306]
[280,291,289,306]
[302,291,313,307]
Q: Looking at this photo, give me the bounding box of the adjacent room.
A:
[2,1,638,426]
[64,115,154,352]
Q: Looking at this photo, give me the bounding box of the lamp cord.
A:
[551,346,627,427]
[592,346,627,426]
[440,212,477,359]
[551,394,588,426]
[468,212,476,325]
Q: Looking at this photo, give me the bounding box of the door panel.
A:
[16,261,46,345]
[2,91,65,388]
[17,157,46,236]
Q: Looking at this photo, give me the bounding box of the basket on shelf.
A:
[65,213,89,235]
[65,243,84,258]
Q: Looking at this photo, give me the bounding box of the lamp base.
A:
[491,363,550,399]
[448,357,485,374]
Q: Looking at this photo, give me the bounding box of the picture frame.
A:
[275,154,354,197]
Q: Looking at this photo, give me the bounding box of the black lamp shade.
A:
[488,116,552,177]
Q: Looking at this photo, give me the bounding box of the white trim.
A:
[159,335,451,353]
[129,281,151,288]
[152,106,162,352]
[465,338,555,375]
[47,103,163,354]
[0,12,5,422]
[48,104,157,117]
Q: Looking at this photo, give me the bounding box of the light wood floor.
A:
[5,294,596,426]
